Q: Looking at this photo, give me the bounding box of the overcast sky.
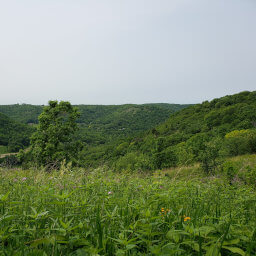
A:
[0,0,255,105]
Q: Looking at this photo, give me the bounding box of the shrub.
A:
[224,129,256,156]
[114,152,153,171]
[152,147,177,169]
[197,138,222,174]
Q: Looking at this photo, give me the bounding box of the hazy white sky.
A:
[0,0,255,105]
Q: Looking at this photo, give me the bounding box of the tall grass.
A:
[0,165,255,255]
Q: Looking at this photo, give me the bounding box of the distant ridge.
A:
[82,91,256,170]
[0,103,189,148]
[0,103,189,124]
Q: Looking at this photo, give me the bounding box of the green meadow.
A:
[1,155,256,255]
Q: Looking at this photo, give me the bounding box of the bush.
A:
[224,129,256,156]
[174,142,194,166]
[114,152,153,171]
[197,138,222,174]
[152,147,177,169]
[0,155,19,168]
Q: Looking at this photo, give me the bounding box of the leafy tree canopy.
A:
[29,101,80,167]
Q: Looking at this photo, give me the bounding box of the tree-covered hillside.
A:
[83,91,256,170]
[0,103,189,146]
[0,112,34,153]
[76,104,189,145]
[0,104,43,124]
[0,103,188,124]
[3,91,256,170]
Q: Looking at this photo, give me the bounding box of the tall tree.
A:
[30,100,80,167]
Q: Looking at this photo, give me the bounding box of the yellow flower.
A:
[160,208,171,216]
[184,216,191,221]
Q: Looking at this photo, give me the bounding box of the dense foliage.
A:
[0,104,188,147]
[76,104,189,145]
[25,101,80,168]
[83,91,256,170]
[1,91,256,172]
[0,104,43,124]
[0,112,34,152]
[0,154,255,255]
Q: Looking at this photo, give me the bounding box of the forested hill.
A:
[0,103,189,146]
[0,112,34,153]
[1,92,256,169]
[0,104,42,124]
[76,104,190,143]
[0,103,188,124]
[92,91,256,170]
[153,90,256,137]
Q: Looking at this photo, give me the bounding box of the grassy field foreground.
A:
[0,156,256,255]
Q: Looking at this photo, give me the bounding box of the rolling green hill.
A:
[76,104,190,145]
[81,91,256,169]
[0,103,189,146]
[0,104,43,124]
[2,92,256,170]
[0,112,34,153]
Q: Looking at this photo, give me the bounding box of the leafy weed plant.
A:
[0,167,255,255]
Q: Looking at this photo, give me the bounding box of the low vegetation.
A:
[0,154,256,255]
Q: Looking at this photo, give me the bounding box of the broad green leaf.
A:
[205,243,221,256]
[126,244,136,250]
[29,237,55,247]
[222,246,245,256]
[223,238,240,246]
[0,192,10,202]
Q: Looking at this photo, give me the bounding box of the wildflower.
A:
[184,216,191,222]
[22,177,27,181]
[108,191,113,195]
[160,208,171,216]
